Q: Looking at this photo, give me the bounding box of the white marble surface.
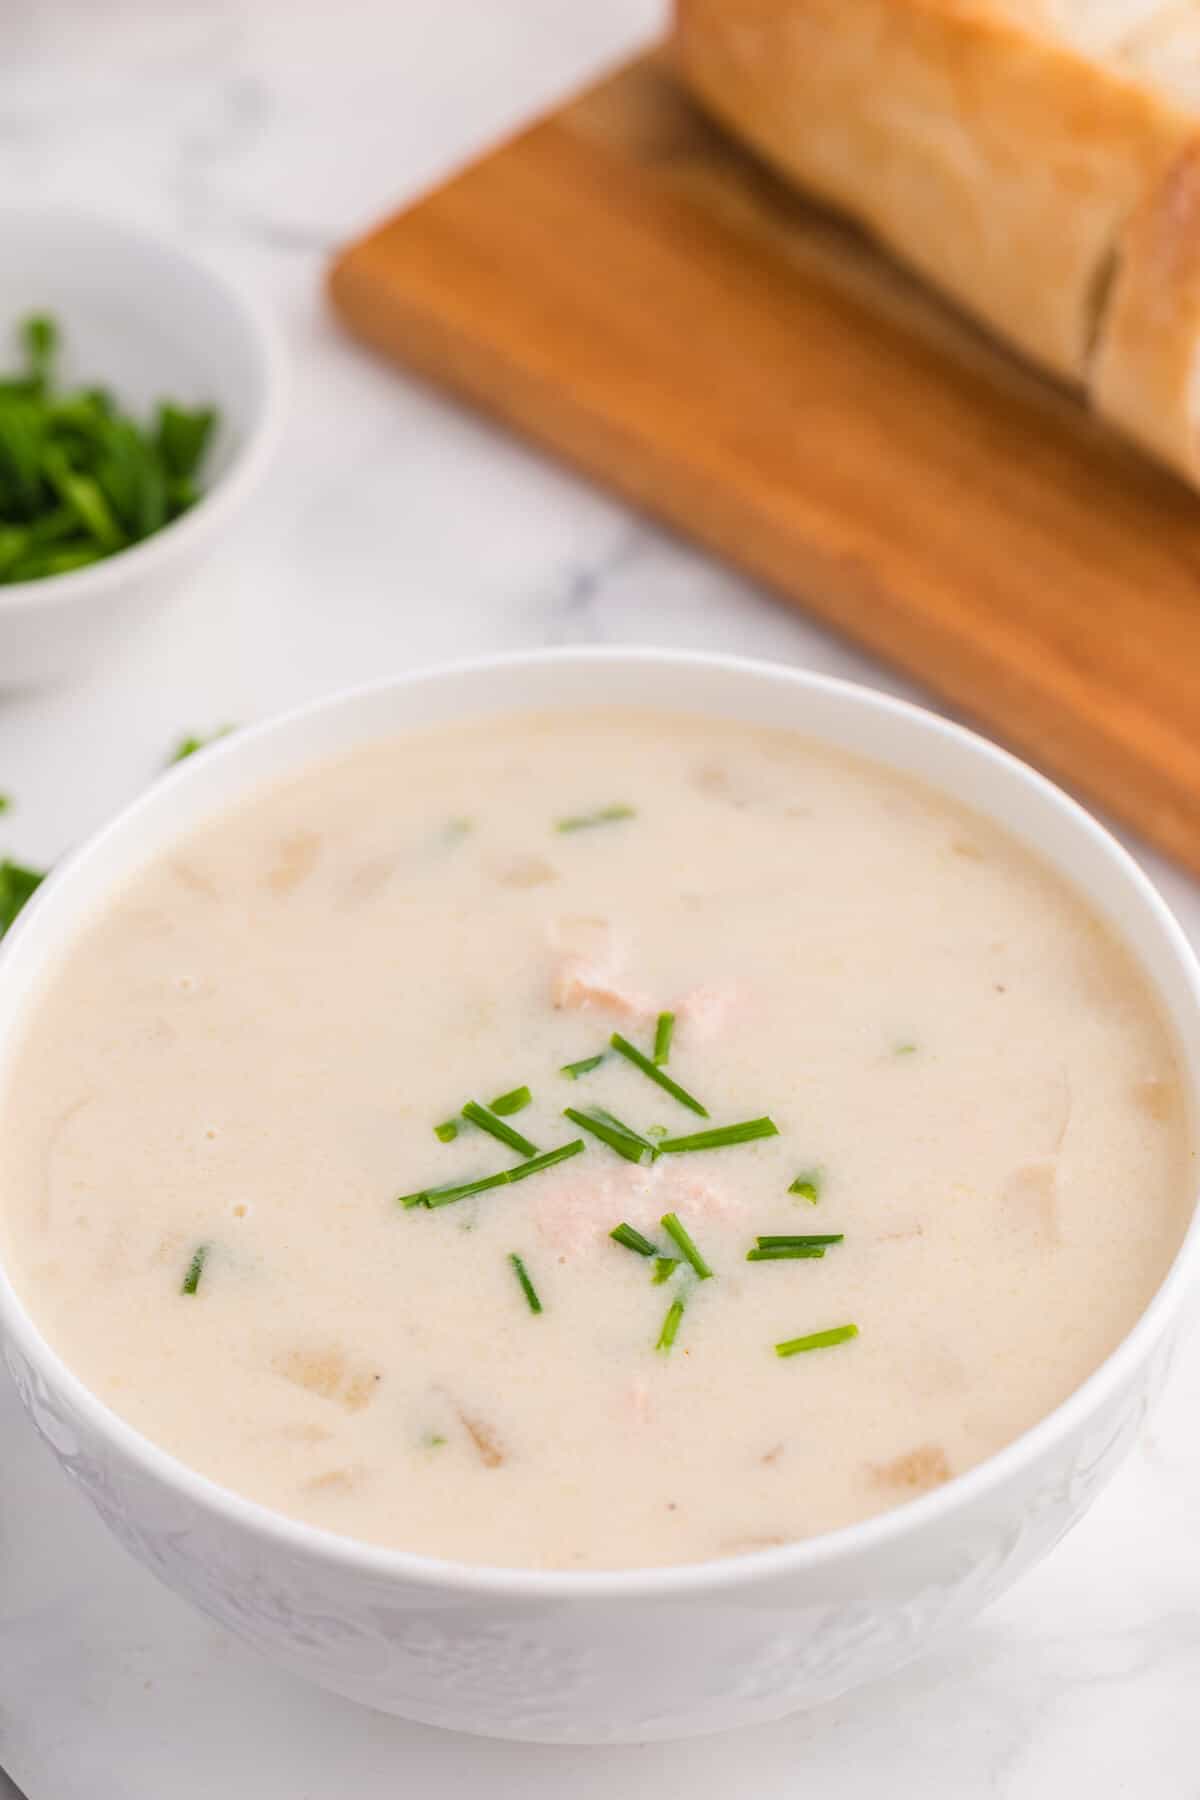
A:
[2,2,1200,1794]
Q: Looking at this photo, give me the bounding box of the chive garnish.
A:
[747,1245,825,1260]
[653,1012,675,1066]
[509,1252,543,1315]
[0,859,45,939]
[661,1211,713,1280]
[434,1119,459,1143]
[610,1221,659,1257]
[652,1256,680,1285]
[505,1139,586,1184]
[563,1105,656,1165]
[556,804,636,833]
[789,1170,821,1204]
[561,1053,605,1080]
[424,1432,447,1448]
[657,1296,685,1351]
[462,1100,538,1159]
[168,727,233,766]
[400,1138,584,1210]
[610,1032,708,1118]
[490,1085,532,1117]
[894,1042,918,1057]
[775,1324,859,1357]
[755,1234,844,1248]
[0,793,10,815]
[181,1245,208,1295]
[657,1117,778,1154]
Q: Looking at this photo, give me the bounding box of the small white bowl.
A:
[0,210,285,688]
[0,649,1197,1743]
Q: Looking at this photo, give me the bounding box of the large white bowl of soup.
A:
[0,649,1197,1743]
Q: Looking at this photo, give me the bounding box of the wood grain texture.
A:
[328,51,1200,874]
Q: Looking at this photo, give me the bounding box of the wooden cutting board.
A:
[329,49,1200,875]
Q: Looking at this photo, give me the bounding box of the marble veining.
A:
[3,1,1200,1794]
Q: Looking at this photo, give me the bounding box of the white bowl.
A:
[0,209,285,688]
[0,649,1197,1743]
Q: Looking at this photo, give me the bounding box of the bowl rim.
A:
[0,205,287,614]
[1,645,1197,1600]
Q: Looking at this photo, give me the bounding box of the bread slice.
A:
[674,0,1200,484]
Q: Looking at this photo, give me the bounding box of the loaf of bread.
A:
[674,0,1200,485]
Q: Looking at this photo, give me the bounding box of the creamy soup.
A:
[0,710,1192,1570]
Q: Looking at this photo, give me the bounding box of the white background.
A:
[3,3,1200,1794]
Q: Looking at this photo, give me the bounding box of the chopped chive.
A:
[409,1168,511,1210]
[894,1042,918,1057]
[564,1105,656,1165]
[434,1118,459,1143]
[509,1252,544,1315]
[0,859,46,939]
[652,1256,680,1285]
[408,1138,586,1210]
[490,1085,532,1117]
[747,1245,825,1261]
[657,1296,686,1351]
[462,1100,538,1159]
[775,1324,859,1358]
[505,1139,586,1184]
[653,1011,675,1066]
[610,1221,659,1258]
[610,1032,708,1118]
[424,1432,447,1448]
[181,1244,208,1295]
[658,1117,779,1154]
[556,804,636,833]
[168,726,233,766]
[661,1211,713,1280]
[789,1170,821,1204]
[0,793,9,815]
[561,1053,606,1080]
[647,1124,668,1139]
[756,1234,844,1248]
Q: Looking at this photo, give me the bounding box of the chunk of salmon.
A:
[548,916,654,1019]
[533,1159,736,1256]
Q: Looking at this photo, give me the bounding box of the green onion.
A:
[747,1245,825,1261]
[653,1012,675,1066]
[775,1324,859,1357]
[560,1053,605,1080]
[490,1085,532,1117]
[661,1211,713,1280]
[509,1252,543,1315]
[0,859,45,938]
[657,1117,778,1154]
[434,1119,459,1143]
[610,1032,708,1118]
[563,1105,656,1165]
[168,727,233,766]
[610,1221,659,1258]
[462,1100,538,1159]
[0,793,10,815]
[789,1170,821,1204]
[424,1432,447,1448]
[657,1296,685,1351]
[755,1234,844,1248]
[505,1139,586,1184]
[894,1042,918,1057]
[652,1256,680,1285]
[403,1167,511,1210]
[181,1245,208,1295]
[399,1139,584,1211]
[0,313,220,587]
[555,804,636,833]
